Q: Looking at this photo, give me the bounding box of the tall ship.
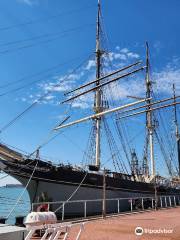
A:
[0,0,180,217]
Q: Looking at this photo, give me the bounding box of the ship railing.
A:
[32,195,180,221]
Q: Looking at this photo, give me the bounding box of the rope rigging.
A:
[0,24,94,49]
[135,45,180,178]
[154,129,176,176]
[102,117,129,174]
[152,92,175,159]
[81,124,96,168]
[0,3,96,32]
[102,70,134,171]
[6,160,38,219]
[97,26,136,173]
[54,171,88,213]
[142,129,150,175]
[0,53,92,90]
[0,23,95,56]
[24,95,75,161]
[0,1,179,183]
[147,50,178,175]
[0,173,9,180]
[0,53,93,133]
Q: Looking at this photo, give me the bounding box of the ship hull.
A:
[0,158,179,217]
[8,174,160,217]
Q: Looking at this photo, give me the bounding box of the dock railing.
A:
[32,195,180,221]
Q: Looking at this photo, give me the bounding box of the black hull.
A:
[0,158,179,202]
[0,157,180,218]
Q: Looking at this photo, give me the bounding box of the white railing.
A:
[32,195,180,221]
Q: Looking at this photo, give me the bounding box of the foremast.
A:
[145,42,155,179]
[94,0,103,169]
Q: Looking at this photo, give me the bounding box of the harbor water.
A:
[0,187,30,224]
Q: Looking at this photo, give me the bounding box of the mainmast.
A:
[94,0,103,169]
[145,42,155,178]
[173,84,180,177]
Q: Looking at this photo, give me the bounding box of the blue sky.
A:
[0,0,180,186]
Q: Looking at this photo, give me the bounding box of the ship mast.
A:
[94,0,102,169]
[173,84,180,177]
[57,4,180,176]
[145,42,155,178]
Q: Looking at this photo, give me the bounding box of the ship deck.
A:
[30,207,180,240]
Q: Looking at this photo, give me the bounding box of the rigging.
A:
[0,54,93,132]
[0,3,96,32]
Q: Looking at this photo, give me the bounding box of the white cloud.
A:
[55,114,67,120]
[103,48,140,69]
[19,46,143,108]
[44,95,54,100]
[20,46,180,110]
[109,61,180,101]
[71,101,90,109]
[120,48,129,54]
[127,52,139,59]
[21,97,27,102]
[115,46,120,51]
[153,41,163,53]
[39,71,85,94]
[107,78,145,101]
[42,81,73,93]
[153,65,180,95]
[69,92,94,109]
[102,56,180,103]
[21,67,87,106]
[18,0,38,6]
[113,53,127,60]
[107,52,127,61]
[85,60,96,70]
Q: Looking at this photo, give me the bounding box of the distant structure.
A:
[5,184,22,188]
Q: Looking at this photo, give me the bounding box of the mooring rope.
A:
[6,160,38,219]
[0,173,9,180]
[54,171,88,213]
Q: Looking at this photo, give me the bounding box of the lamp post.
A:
[102,168,107,219]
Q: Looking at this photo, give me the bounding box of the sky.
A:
[0,0,180,186]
